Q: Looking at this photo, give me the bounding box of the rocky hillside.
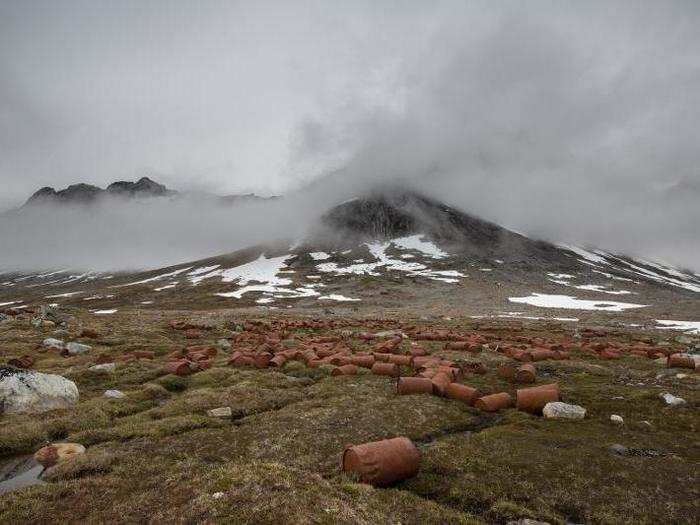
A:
[2,190,699,327]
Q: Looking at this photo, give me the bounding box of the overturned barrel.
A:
[342,437,420,486]
[371,362,400,377]
[475,392,512,412]
[516,383,560,414]
[396,377,434,395]
[515,364,537,383]
[445,383,480,405]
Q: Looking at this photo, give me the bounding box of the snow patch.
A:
[509,293,647,312]
[655,320,700,334]
[318,294,361,302]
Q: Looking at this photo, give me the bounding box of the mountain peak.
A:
[23,177,174,207]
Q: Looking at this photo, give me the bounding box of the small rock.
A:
[285,376,314,386]
[675,373,688,379]
[104,389,125,399]
[506,520,551,525]
[42,338,65,350]
[542,402,586,420]
[659,393,686,406]
[207,407,232,418]
[217,338,231,350]
[212,492,225,499]
[610,414,624,425]
[65,342,92,355]
[34,443,86,468]
[675,335,693,345]
[89,363,116,374]
[609,443,628,456]
[639,420,653,430]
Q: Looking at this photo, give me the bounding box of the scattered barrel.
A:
[163,359,193,376]
[396,377,434,395]
[475,392,512,412]
[342,437,420,486]
[431,371,453,396]
[371,362,400,377]
[445,383,480,405]
[332,364,359,376]
[667,354,696,369]
[515,364,536,383]
[516,383,560,414]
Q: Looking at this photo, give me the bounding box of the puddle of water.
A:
[0,455,45,495]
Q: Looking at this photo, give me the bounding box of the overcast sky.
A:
[1,1,699,269]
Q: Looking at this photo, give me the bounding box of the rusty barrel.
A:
[516,383,560,414]
[431,371,453,396]
[667,354,696,369]
[371,362,400,377]
[350,355,375,369]
[396,377,434,395]
[332,364,359,376]
[445,383,480,405]
[163,359,193,376]
[475,392,512,412]
[342,437,420,486]
[515,364,536,383]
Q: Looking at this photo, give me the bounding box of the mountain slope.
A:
[2,190,699,327]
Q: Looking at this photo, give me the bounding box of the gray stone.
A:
[609,443,628,456]
[65,342,92,355]
[659,392,686,406]
[42,338,65,350]
[217,338,231,350]
[542,402,586,420]
[0,369,79,414]
[207,407,232,418]
[89,363,116,374]
[104,389,125,399]
[610,414,624,425]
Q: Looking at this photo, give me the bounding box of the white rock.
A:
[542,402,586,420]
[65,342,92,355]
[217,338,232,350]
[212,492,225,499]
[610,414,624,425]
[207,406,232,418]
[42,338,65,350]
[659,393,687,406]
[0,369,79,414]
[89,363,116,374]
[104,389,125,399]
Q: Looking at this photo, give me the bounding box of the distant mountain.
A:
[20,177,274,208]
[23,177,174,206]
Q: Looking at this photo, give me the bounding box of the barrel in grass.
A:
[475,392,512,412]
[516,383,560,414]
[342,437,420,486]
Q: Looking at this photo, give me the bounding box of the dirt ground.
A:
[0,306,697,524]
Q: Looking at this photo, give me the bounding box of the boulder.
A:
[42,338,65,350]
[659,392,686,406]
[542,402,586,420]
[65,342,92,356]
[0,368,79,414]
